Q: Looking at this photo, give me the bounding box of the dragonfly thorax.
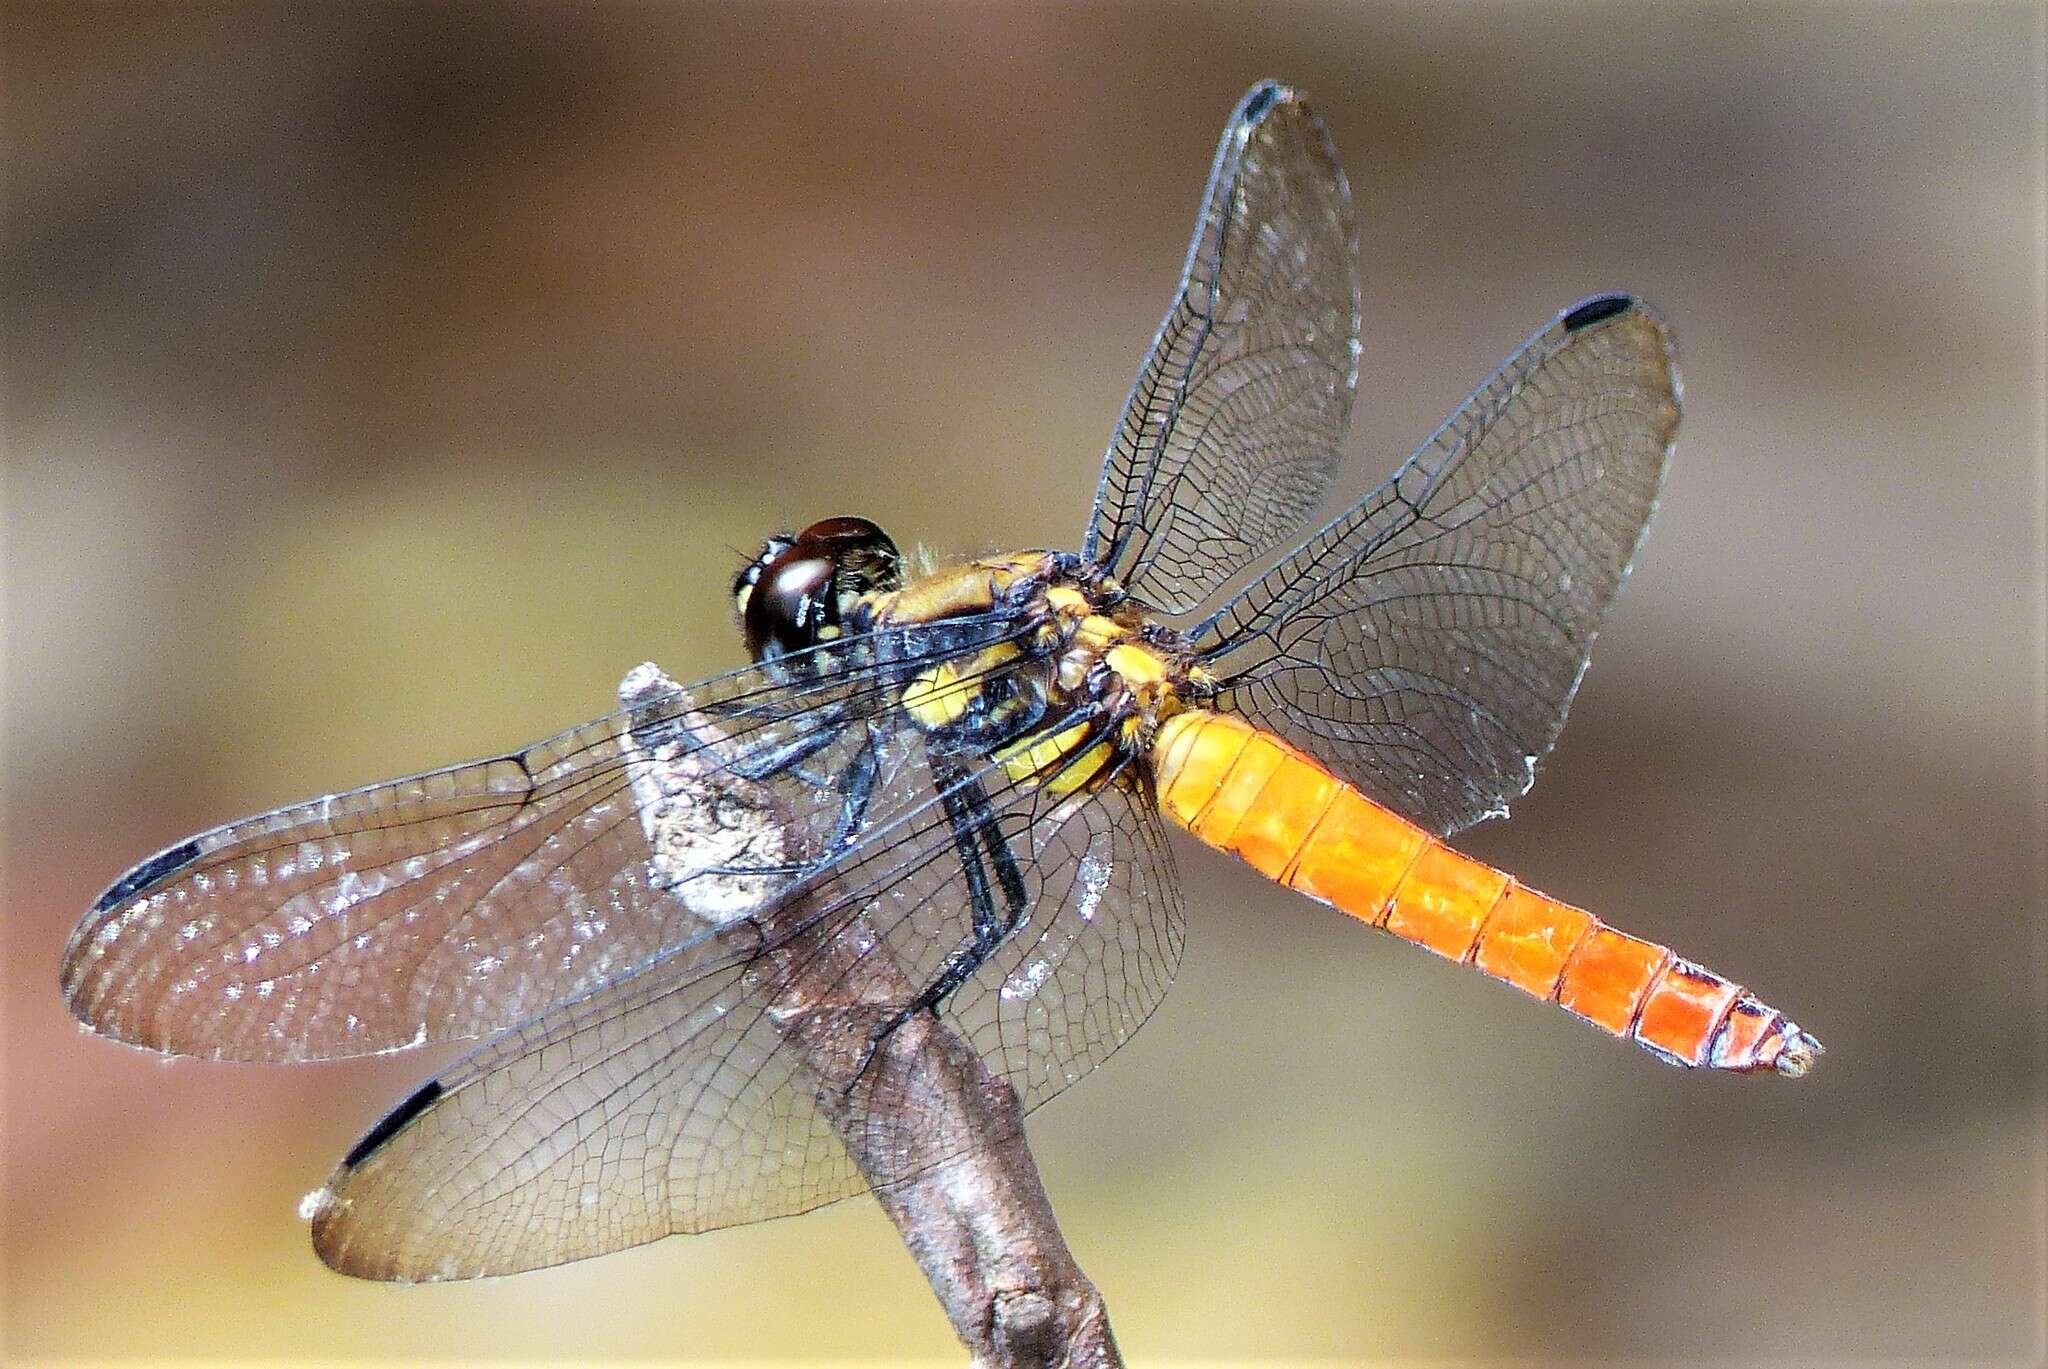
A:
[859,551,1206,799]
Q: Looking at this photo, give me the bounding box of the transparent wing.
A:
[59,613,1029,1062]
[309,745,1183,1279]
[1194,295,1680,836]
[1083,80,1359,617]
[950,765,1182,1110]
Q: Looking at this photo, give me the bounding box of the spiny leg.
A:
[914,757,1026,1013]
[729,716,846,783]
[820,732,880,855]
[712,728,882,882]
[850,756,1030,1089]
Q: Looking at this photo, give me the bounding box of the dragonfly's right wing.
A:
[1084,81,1360,618]
[1192,295,1680,837]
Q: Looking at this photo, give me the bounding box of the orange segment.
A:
[1228,755,1341,881]
[1191,735,1289,848]
[1285,788,1427,928]
[1148,714,1819,1080]
[1472,885,1596,998]
[1384,843,1509,961]
[1556,926,1670,1034]
[1151,713,1244,830]
[1633,960,1743,1066]
[1708,995,1778,1070]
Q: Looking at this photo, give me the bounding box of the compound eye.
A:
[797,515,885,545]
[794,516,902,595]
[741,550,836,661]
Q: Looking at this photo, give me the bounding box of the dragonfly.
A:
[61,82,1819,1284]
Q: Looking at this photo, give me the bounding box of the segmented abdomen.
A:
[1150,710,1819,1076]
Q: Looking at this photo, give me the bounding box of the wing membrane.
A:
[310,739,1183,1278]
[1084,81,1359,616]
[60,615,1026,1062]
[1196,296,1680,835]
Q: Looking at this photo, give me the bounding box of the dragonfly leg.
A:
[816,731,880,855]
[919,762,1031,1011]
[704,729,881,882]
[728,720,844,782]
[847,760,1029,1092]
[718,708,891,866]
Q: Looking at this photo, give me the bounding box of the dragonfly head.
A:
[736,516,903,662]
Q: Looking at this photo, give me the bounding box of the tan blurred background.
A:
[4,3,2041,1362]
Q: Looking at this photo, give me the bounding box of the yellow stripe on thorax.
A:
[901,641,1021,729]
[995,718,1113,799]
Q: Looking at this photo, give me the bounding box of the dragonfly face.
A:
[736,515,903,663]
[61,80,1816,1286]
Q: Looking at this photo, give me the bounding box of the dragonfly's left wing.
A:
[1192,295,1679,836]
[59,619,1012,1062]
[1084,81,1359,617]
[309,748,1182,1279]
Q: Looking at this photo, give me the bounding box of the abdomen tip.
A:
[1772,1026,1824,1078]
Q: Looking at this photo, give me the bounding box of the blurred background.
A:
[4,3,2041,1362]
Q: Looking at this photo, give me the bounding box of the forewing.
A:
[310,744,1184,1278]
[1084,81,1359,616]
[1196,296,1680,835]
[59,617,1020,1062]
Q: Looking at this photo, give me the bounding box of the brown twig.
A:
[625,664,1122,1367]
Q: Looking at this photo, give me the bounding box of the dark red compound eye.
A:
[741,549,836,661]
[794,515,886,549]
[794,517,901,597]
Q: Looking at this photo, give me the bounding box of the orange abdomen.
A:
[1150,710,1819,1076]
